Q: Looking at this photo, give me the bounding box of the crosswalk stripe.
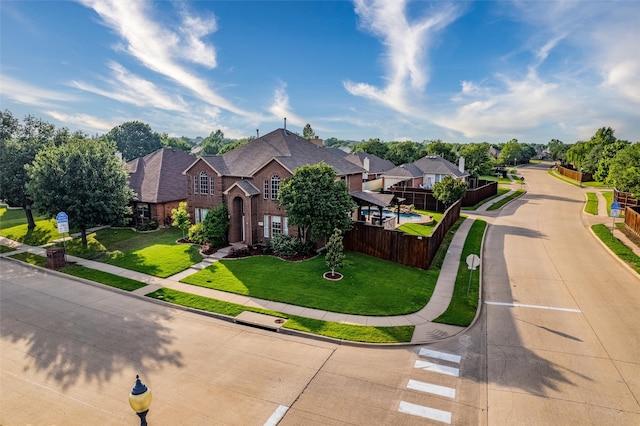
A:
[407,379,456,398]
[263,405,289,426]
[419,348,461,363]
[398,401,452,424]
[414,360,460,377]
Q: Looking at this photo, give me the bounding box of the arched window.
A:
[271,175,280,199]
[200,171,208,194]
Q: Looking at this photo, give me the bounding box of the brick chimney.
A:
[311,136,323,147]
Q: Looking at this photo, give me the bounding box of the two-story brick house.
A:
[183,128,367,245]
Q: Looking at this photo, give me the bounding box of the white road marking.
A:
[414,360,460,377]
[419,348,461,363]
[263,405,289,426]
[399,401,452,424]
[407,379,456,398]
[485,301,581,313]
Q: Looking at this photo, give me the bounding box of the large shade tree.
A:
[104,121,163,161]
[278,162,356,244]
[26,134,135,247]
[460,143,492,178]
[0,112,59,229]
[607,143,640,197]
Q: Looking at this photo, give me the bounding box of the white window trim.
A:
[264,215,270,238]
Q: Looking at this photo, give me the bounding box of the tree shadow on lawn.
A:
[1,225,55,246]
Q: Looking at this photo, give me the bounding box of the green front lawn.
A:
[181,251,437,316]
[147,287,414,343]
[64,227,202,278]
[434,219,487,326]
[0,206,59,245]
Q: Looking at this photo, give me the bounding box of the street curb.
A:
[588,226,640,278]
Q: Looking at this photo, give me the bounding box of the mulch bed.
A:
[225,245,315,262]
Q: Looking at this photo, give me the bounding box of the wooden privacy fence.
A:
[462,180,498,207]
[614,188,639,209]
[344,200,461,270]
[557,165,592,183]
[625,206,640,236]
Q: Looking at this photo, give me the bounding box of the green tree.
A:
[566,140,591,171]
[0,112,58,229]
[160,133,192,152]
[353,138,389,160]
[104,121,163,161]
[218,137,253,154]
[202,204,229,246]
[426,140,457,163]
[171,201,191,239]
[607,143,640,197]
[595,140,630,182]
[498,139,524,166]
[387,141,425,165]
[459,143,492,178]
[433,176,467,207]
[200,129,225,155]
[25,134,135,247]
[302,123,316,140]
[325,228,345,277]
[547,139,568,162]
[278,162,356,244]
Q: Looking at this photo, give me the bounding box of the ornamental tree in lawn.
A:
[26,134,135,247]
[433,175,467,208]
[171,201,191,239]
[278,162,356,244]
[325,228,345,278]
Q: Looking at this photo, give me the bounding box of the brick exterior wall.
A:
[186,157,364,245]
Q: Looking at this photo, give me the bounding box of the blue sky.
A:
[1,0,638,144]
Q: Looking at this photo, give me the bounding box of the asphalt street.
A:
[1,162,638,425]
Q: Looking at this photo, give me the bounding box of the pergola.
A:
[350,191,404,225]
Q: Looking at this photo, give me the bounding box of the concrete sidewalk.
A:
[0,219,472,343]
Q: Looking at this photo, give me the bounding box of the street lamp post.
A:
[129,375,152,426]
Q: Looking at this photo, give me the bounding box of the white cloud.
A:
[69,62,188,112]
[44,110,115,134]
[77,0,255,118]
[267,83,306,129]
[428,0,640,141]
[0,75,76,107]
[344,0,461,114]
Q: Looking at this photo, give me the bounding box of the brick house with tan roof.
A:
[183,128,369,245]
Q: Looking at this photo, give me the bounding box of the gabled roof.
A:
[127,148,195,203]
[383,155,469,179]
[191,128,365,177]
[223,179,261,197]
[343,151,396,174]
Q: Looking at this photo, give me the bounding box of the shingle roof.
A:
[197,128,365,177]
[223,179,261,196]
[343,151,396,174]
[127,148,195,203]
[383,155,469,179]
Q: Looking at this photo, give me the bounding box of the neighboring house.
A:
[183,128,369,245]
[330,150,396,181]
[381,155,470,190]
[127,148,195,226]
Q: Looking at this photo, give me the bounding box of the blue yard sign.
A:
[56,212,69,234]
[610,201,621,218]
